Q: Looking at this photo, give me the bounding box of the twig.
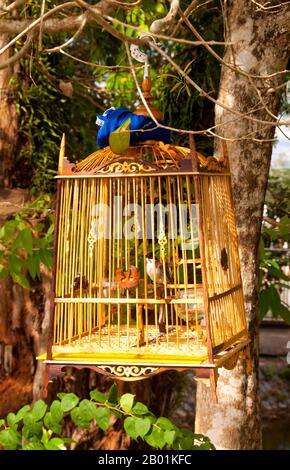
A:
[45,14,87,53]
[104,14,231,46]
[59,48,133,69]
[150,39,289,127]
[38,0,46,51]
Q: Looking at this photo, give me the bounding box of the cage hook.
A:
[130,33,157,79]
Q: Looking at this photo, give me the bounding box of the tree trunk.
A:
[195,1,290,450]
[0,26,18,188]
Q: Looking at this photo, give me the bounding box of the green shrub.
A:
[0,386,214,451]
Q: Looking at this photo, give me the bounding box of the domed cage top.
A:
[40,134,250,400]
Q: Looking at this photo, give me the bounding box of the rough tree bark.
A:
[0,32,18,188]
[195,0,290,450]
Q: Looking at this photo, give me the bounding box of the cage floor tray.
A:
[52,324,208,362]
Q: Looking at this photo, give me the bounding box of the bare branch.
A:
[105,0,141,7]
[149,39,289,127]
[150,0,180,34]
[45,14,87,53]
[74,0,148,44]
[172,0,213,36]
[104,14,231,46]
[38,0,46,51]
[180,9,290,81]
[126,41,278,143]
[250,0,290,12]
[0,2,78,56]
[0,0,26,13]
[0,32,33,69]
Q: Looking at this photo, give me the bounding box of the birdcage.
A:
[41,126,250,400]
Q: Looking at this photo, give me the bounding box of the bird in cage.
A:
[145,252,173,333]
[145,252,172,285]
[73,273,89,291]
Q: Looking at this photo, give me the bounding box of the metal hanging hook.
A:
[130,33,157,79]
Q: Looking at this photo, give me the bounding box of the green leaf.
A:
[41,427,50,445]
[90,389,107,403]
[0,419,5,428]
[134,417,151,438]
[15,404,30,423]
[39,249,53,269]
[27,253,40,280]
[8,254,24,274]
[78,399,96,422]
[276,303,290,324]
[50,400,63,422]
[109,118,131,154]
[95,407,110,431]
[258,237,265,260]
[107,383,118,404]
[267,266,290,281]
[260,288,270,319]
[60,393,79,412]
[119,393,135,413]
[70,407,90,429]
[0,265,8,281]
[0,429,20,450]
[23,439,45,450]
[164,430,176,446]
[178,436,195,450]
[14,229,33,255]
[32,400,47,421]
[132,402,149,415]
[124,417,139,440]
[22,412,43,439]
[44,412,62,434]
[2,220,18,239]
[7,412,17,429]
[11,272,30,289]
[44,437,66,451]
[156,417,175,431]
[145,428,166,449]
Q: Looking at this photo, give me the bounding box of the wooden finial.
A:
[134,77,164,120]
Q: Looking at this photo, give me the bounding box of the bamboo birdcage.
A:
[41,79,250,401]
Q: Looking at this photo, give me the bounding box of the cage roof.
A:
[72,141,191,174]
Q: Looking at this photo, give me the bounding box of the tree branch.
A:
[0,32,33,69]
[150,0,180,34]
[0,0,26,13]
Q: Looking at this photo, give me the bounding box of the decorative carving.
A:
[158,226,167,261]
[98,365,159,378]
[88,223,97,257]
[99,161,155,174]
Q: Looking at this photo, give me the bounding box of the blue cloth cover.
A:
[96,107,170,149]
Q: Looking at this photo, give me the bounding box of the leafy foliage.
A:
[0,196,54,288]
[259,170,290,324]
[0,388,214,451]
